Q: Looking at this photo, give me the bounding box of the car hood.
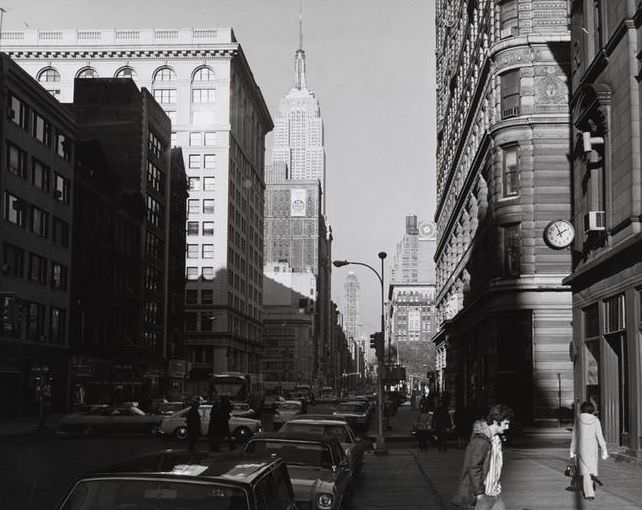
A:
[287,465,334,500]
[333,412,365,418]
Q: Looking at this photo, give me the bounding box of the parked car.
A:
[156,401,186,416]
[262,395,286,411]
[156,404,262,443]
[332,401,371,430]
[317,392,338,405]
[281,415,369,475]
[231,402,258,419]
[56,405,161,436]
[272,400,304,430]
[55,450,298,510]
[243,432,353,510]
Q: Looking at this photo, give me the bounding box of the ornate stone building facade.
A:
[565,2,642,456]
[433,0,574,424]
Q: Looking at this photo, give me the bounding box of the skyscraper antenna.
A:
[298,0,303,50]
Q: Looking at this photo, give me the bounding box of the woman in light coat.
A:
[570,401,608,500]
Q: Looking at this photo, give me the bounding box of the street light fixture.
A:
[333,252,388,455]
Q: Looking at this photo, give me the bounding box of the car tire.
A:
[174,426,188,440]
[233,426,252,443]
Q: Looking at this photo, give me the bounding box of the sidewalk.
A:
[0,414,64,437]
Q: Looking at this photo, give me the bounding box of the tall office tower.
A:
[433,1,573,424]
[271,18,326,212]
[0,55,76,415]
[343,272,360,345]
[566,3,642,455]
[4,28,274,392]
[388,216,436,378]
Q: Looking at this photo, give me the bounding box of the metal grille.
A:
[603,294,625,333]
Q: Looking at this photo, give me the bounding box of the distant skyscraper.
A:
[391,215,436,285]
[271,14,326,212]
[343,272,360,343]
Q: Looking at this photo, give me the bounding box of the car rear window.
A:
[280,423,349,443]
[336,404,364,413]
[60,478,249,510]
[245,441,332,468]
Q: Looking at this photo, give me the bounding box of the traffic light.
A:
[369,332,384,359]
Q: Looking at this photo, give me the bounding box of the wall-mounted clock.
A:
[543,219,575,249]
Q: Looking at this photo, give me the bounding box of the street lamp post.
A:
[333,251,388,455]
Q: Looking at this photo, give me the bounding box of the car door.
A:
[330,443,352,497]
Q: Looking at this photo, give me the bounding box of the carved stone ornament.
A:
[535,75,567,105]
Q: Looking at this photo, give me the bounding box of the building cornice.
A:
[5,47,239,61]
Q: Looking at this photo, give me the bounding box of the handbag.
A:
[564,459,577,478]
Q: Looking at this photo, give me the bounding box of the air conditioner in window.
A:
[584,210,606,232]
[502,107,520,119]
[54,190,63,199]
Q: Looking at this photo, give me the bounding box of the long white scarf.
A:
[484,435,503,496]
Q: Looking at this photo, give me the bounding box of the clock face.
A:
[544,220,575,249]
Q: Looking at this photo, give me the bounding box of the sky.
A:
[3,0,437,329]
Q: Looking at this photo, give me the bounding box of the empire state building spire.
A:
[294,2,307,90]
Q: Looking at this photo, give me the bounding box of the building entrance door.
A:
[604,333,629,446]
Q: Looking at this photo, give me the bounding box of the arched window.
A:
[153,67,176,82]
[38,68,61,83]
[76,68,99,79]
[192,66,215,82]
[115,67,137,79]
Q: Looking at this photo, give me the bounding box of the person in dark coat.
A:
[208,396,233,451]
[432,401,453,452]
[186,400,201,451]
[452,404,513,509]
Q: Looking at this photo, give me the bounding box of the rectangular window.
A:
[8,94,28,129]
[186,244,199,258]
[3,192,26,227]
[203,177,215,191]
[50,261,68,290]
[32,112,51,146]
[170,132,177,147]
[202,244,214,258]
[148,131,165,159]
[188,155,201,169]
[500,0,518,33]
[202,267,214,280]
[185,312,198,331]
[56,131,71,161]
[204,154,216,169]
[28,252,47,284]
[53,173,70,204]
[185,289,198,305]
[190,132,201,146]
[187,221,199,235]
[164,110,176,123]
[2,242,24,277]
[204,132,216,146]
[203,199,214,214]
[26,301,46,342]
[144,231,163,259]
[49,307,66,345]
[501,70,520,119]
[502,145,519,197]
[52,216,70,247]
[153,89,176,104]
[32,160,51,192]
[200,312,214,331]
[147,162,164,194]
[146,195,162,227]
[7,143,28,178]
[187,199,199,215]
[604,294,626,334]
[186,266,199,280]
[188,177,201,191]
[201,289,213,304]
[202,221,214,236]
[144,265,161,292]
[192,88,216,104]
[30,206,49,238]
[503,224,521,277]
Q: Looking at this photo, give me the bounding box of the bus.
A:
[209,372,264,408]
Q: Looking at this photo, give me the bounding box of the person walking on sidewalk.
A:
[452,404,513,510]
[570,400,608,501]
[433,400,453,451]
[415,408,431,450]
[208,396,233,452]
[186,399,201,451]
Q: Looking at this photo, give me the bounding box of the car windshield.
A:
[245,441,332,468]
[60,479,249,510]
[280,423,350,443]
[279,403,300,411]
[336,404,364,413]
[232,404,249,411]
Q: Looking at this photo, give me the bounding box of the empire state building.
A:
[271,20,326,212]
